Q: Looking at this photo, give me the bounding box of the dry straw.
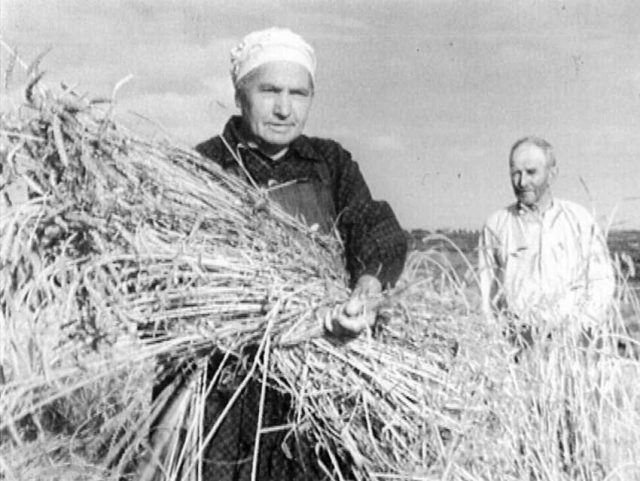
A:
[1,60,639,480]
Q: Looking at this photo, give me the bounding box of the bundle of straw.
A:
[0,74,470,480]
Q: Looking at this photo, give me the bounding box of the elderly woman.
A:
[197,27,407,314]
[147,28,407,480]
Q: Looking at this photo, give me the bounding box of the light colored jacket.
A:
[478,198,615,328]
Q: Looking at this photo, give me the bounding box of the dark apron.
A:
[266,162,336,235]
[200,165,338,480]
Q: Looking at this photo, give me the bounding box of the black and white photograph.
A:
[1,1,639,480]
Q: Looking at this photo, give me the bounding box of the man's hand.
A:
[324,275,382,338]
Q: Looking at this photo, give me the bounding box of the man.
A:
[147,27,407,480]
[478,137,615,341]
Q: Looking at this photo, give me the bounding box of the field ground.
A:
[2,230,639,480]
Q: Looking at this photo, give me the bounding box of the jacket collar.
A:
[218,116,324,168]
[514,197,558,221]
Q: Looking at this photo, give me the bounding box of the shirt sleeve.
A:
[582,221,616,325]
[551,203,615,327]
[478,222,502,321]
[329,143,408,289]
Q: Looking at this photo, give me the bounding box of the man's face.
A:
[236,61,313,155]
[510,143,556,209]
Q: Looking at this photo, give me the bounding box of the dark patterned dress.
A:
[151,116,408,480]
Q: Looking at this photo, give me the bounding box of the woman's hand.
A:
[324,275,382,338]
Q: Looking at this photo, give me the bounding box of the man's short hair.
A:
[509,136,557,168]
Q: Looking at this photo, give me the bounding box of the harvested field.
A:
[1,73,640,481]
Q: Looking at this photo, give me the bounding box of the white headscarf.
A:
[230,27,316,86]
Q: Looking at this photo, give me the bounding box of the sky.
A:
[1,0,639,231]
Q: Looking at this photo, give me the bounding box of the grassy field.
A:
[1,76,639,479]
[3,239,639,480]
